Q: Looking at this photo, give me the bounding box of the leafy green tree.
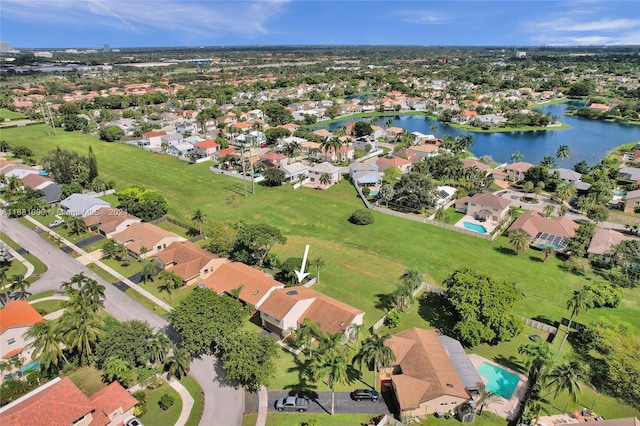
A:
[348,209,374,225]
[169,288,248,356]
[354,332,396,392]
[150,331,172,364]
[558,289,593,354]
[232,223,286,267]
[262,103,293,126]
[116,187,168,222]
[353,121,373,137]
[96,320,157,368]
[141,259,161,282]
[518,339,554,387]
[60,183,84,199]
[392,172,437,211]
[263,168,286,187]
[90,177,109,195]
[87,146,99,183]
[311,350,350,416]
[101,239,128,261]
[220,330,279,391]
[204,221,238,257]
[264,127,290,145]
[510,230,531,256]
[102,356,135,386]
[444,268,523,346]
[99,126,124,142]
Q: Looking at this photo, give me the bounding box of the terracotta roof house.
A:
[112,222,185,259]
[588,228,639,263]
[385,127,405,140]
[376,157,412,174]
[258,286,364,339]
[380,328,470,418]
[507,210,578,251]
[312,129,333,140]
[505,162,534,182]
[455,193,510,222]
[140,130,167,149]
[623,189,640,214]
[0,377,136,426]
[231,121,254,132]
[260,152,288,168]
[0,301,44,362]
[321,144,354,163]
[308,162,341,189]
[20,174,53,190]
[461,159,493,175]
[212,146,237,160]
[200,262,284,308]
[59,194,111,217]
[631,150,640,163]
[590,103,611,112]
[279,123,300,133]
[193,139,221,157]
[83,208,141,238]
[154,241,226,285]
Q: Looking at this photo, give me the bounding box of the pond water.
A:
[320,103,640,167]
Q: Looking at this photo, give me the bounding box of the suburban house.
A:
[352,135,378,153]
[461,159,493,176]
[308,162,341,189]
[59,194,111,217]
[39,183,63,204]
[376,157,412,174]
[507,210,579,250]
[193,139,221,157]
[280,162,309,182]
[139,130,167,149]
[83,208,141,238]
[0,301,44,363]
[434,186,457,208]
[154,241,226,285]
[505,162,534,182]
[312,129,333,141]
[385,127,405,140]
[258,286,364,339]
[379,328,470,418]
[279,123,300,133]
[549,168,591,191]
[455,193,510,222]
[588,228,639,264]
[20,174,53,190]
[0,377,137,426]
[623,189,640,214]
[111,222,186,259]
[349,161,379,178]
[167,141,195,157]
[618,167,640,183]
[407,144,439,159]
[160,133,183,148]
[321,145,355,163]
[235,131,267,147]
[200,262,284,308]
[0,164,41,180]
[260,152,288,168]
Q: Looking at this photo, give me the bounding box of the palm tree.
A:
[90,177,108,195]
[555,145,570,160]
[545,361,584,402]
[165,346,191,380]
[283,141,302,161]
[511,151,524,162]
[554,181,576,205]
[191,209,206,236]
[518,340,554,387]
[384,118,393,129]
[317,332,344,356]
[400,267,423,292]
[296,319,321,357]
[319,173,332,189]
[558,289,593,354]
[65,216,87,236]
[102,356,134,386]
[310,257,325,284]
[543,204,555,218]
[348,323,366,355]
[509,230,531,256]
[60,313,104,366]
[80,277,105,308]
[23,321,67,371]
[542,245,555,263]
[141,259,161,283]
[311,350,350,416]
[474,381,501,414]
[10,274,30,299]
[355,332,396,392]
[539,155,556,168]
[393,283,414,312]
[157,270,183,304]
[534,181,545,200]
[150,331,172,364]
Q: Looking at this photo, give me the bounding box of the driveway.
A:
[2,216,245,425]
[267,390,392,415]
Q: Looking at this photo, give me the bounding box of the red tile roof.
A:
[89,381,138,422]
[0,377,95,426]
[200,262,282,306]
[507,210,578,239]
[2,346,25,359]
[195,139,220,149]
[232,122,254,129]
[0,301,45,333]
[155,241,222,282]
[21,174,52,189]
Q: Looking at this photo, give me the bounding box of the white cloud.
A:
[396,10,449,24]
[1,0,291,39]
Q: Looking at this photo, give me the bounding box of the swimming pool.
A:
[463,222,488,234]
[477,362,520,400]
[20,359,40,374]
[613,190,626,196]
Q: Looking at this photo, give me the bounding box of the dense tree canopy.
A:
[96,320,158,368]
[444,268,523,346]
[219,330,279,391]
[392,172,437,211]
[116,187,168,221]
[231,223,286,266]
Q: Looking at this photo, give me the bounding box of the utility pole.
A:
[241,146,248,197]
[250,151,255,195]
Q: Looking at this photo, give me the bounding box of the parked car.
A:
[48,219,64,228]
[275,394,310,412]
[124,417,143,426]
[351,389,380,402]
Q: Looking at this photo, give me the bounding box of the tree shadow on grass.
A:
[528,255,544,263]
[417,292,456,334]
[375,292,396,312]
[285,355,318,393]
[494,246,517,256]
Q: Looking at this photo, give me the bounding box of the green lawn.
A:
[0,108,26,120]
[0,232,48,281]
[139,382,182,426]
[155,220,193,239]
[242,413,258,426]
[30,299,65,314]
[26,290,55,301]
[67,366,108,396]
[180,375,204,426]
[265,412,376,425]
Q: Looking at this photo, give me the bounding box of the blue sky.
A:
[2,1,639,48]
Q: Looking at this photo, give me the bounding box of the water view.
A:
[322,103,640,167]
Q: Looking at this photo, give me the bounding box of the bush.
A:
[132,390,147,405]
[384,309,400,328]
[158,393,175,411]
[349,209,374,225]
[361,187,371,197]
[583,282,622,308]
[564,257,591,275]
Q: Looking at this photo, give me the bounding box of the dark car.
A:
[351,389,380,401]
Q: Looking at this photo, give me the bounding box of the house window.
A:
[7,338,15,345]
[440,402,449,406]
[157,246,162,250]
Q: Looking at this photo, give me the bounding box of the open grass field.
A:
[67,366,108,396]
[0,108,26,120]
[265,412,377,426]
[3,124,639,333]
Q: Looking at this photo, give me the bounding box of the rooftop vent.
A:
[286,290,298,296]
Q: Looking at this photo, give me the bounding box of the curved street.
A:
[1,216,245,426]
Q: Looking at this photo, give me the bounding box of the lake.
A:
[321,103,640,167]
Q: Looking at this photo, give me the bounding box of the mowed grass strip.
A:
[5,124,638,331]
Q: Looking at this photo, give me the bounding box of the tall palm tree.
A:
[555,145,570,160]
[558,289,593,354]
[157,270,183,304]
[10,274,30,299]
[474,381,501,414]
[355,332,396,392]
[60,314,104,366]
[319,173,332,189]
[191,209,206,236]
[23,321,67,371]
[150,331,172,364]
[165,346,191,380]
[539,155,556,168]
[543,204,555,218]
[511,151,524,162]
[317,332,344,356]
[518,340,554,387]
[296,319,321,357]
[554,181,576,205]
[65,216,87,236]
[141,259,161,283]
[311,350,350,416]
[545,361,584,401]
[509,230,531,256]
[310,257,325,284]
[400,267,423,292]
[542,245,555,263]
[348,323,366,355]
[80,277,105,308]
[283,141,302,161]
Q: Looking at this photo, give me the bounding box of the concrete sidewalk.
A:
[168,378,195,426]
[256,386,268,426]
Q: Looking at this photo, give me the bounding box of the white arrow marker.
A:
[294,244,310,283]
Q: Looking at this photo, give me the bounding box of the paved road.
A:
[1,216,245,426]
[267,390,392,415]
